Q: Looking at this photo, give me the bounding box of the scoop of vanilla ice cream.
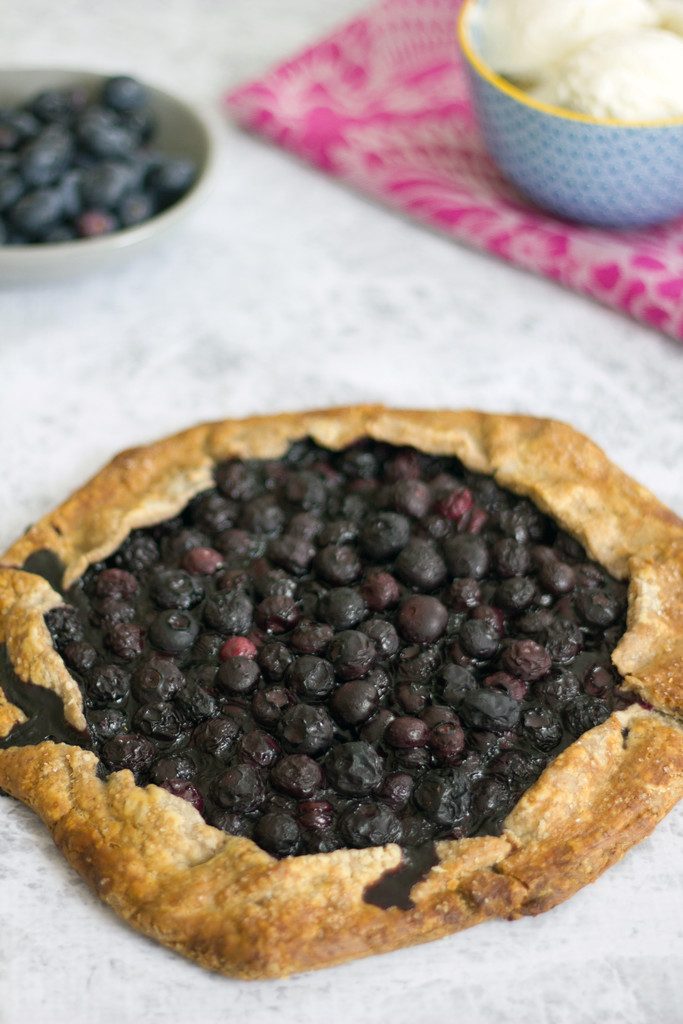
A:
[531,28,683,120]
[478,0,657,82]
[651,0,683,34]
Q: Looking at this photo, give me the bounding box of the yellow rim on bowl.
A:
[457,0,683,129]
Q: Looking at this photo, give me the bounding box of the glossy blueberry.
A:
[360,570,401,611]
[330,679,379,726]
[133,701,185,741]
[105,622,145,660]
[267,534,316,576]
[395,539,446,591]
[213,764,265,812]
[318,587,366,630]
[271,754,323,798]
[458,620,499,659]
[358,620,398,660]
[216,656,261,695]
[385,716,429,749]
[397,595,448,644]
[414,770,471,828]
[287,655,336,701]
[459,689,521,733]
[360,512,411,560]
[340,803,402,849]
[88,708,127,740]
[502,639,551,680]
[279,704,334,755]
[100,732,155,775]
[290,620,333,655]
[315,545,361,586]
[149,609,199,653]
[444,536,489,579]
[325,741,384,795]
[239,729,280,768]
[254,813,300,857]
[86,664,130,707]
[192,717,239,759]
[131,656,185,703]
[328,630,376,680]
[204,592,253,635]
[150,568,204,610]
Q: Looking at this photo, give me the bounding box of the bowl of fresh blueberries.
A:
[0,68,215,280]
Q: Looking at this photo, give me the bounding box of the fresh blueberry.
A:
[102,76,148,113]
[148,157,196,203]
[9,188,62,237]
[0,173,23,211]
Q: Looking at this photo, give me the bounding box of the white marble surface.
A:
[1,2,683,1022]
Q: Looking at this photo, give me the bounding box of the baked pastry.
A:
[1,406,682,979]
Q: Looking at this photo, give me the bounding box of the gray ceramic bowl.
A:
[0,68,216,282]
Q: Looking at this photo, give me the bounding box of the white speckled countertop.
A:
[1,3,682,1022]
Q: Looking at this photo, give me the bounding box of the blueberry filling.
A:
[41,440,632,858]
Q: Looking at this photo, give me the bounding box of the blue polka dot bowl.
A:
[458,0,683,228]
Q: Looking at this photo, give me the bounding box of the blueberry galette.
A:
[1,407,682,978]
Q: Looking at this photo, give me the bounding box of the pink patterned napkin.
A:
[227,0,683,343]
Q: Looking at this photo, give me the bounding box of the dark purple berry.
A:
[429,720,465,764]
[105,622,145,660]
[216,656,260,695]
[297,800,334,830]
[287,655,336,701]
[502,639,551,680]
[132,656,185,703]
[271,754,323,798]
[255,595,301,633]
[133,701,184,740]
[315,545,361,585]
[86,664,130,707]
[414,770,470,828]
[239,729,280,768]
[204,592,253,635]
[101,733,155,774]
[359,618,399,657]
[149,610,199,653]
[330,680,379,726]
[279,704,334,755]
[254,812,300,857]
[213,764,265,812]
[397,595,448,644]
[340,803,402,848]
[328,630,376,680]
[192,717,239,758]
[395,540,446,591]
[460,689,521,733]
[360,571,400,611]
[444,536,489,579]
[159,780,204,814]
[385,716,429,749]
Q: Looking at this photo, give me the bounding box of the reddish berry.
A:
[219,636,258,661]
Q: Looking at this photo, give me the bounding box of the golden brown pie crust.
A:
[1,406,682,979]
